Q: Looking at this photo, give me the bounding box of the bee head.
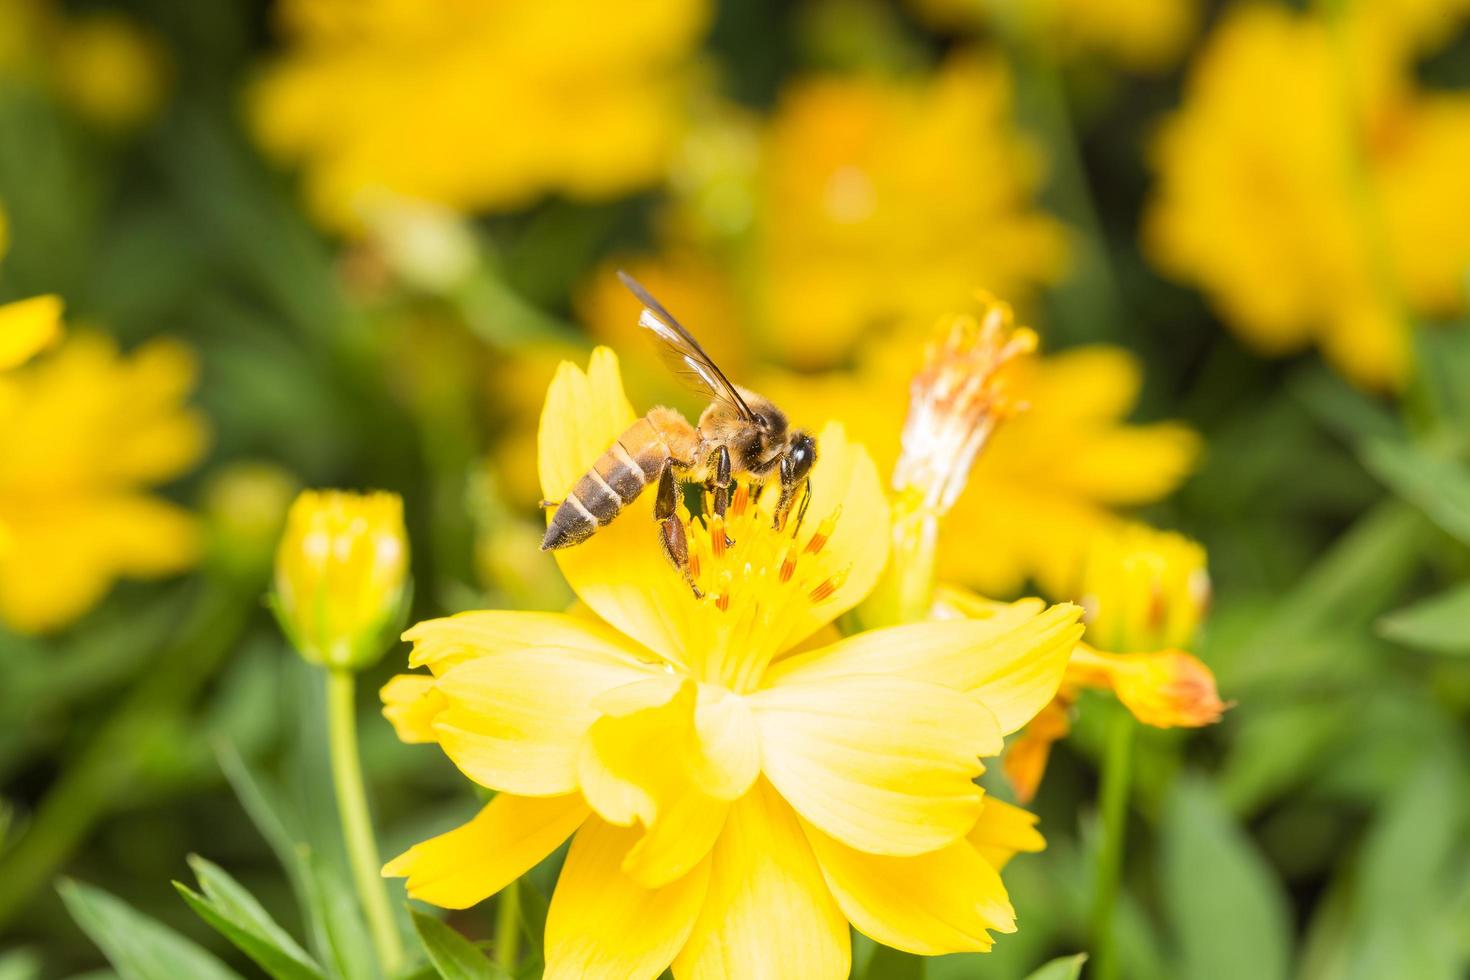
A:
[781,430,817,486]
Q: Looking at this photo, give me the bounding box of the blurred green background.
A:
[2,0,1470,977]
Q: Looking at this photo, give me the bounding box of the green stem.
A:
[0,583,249,928]
[494,878,521,971]
[326,669,405,977]
[1090,710,1135,980]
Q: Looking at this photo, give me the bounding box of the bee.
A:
[541,271,817,584]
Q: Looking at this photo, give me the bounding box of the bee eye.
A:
[753,413,767,429]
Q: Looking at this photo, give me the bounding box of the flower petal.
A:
[804,822,1015,955]
[688,684,760,801]
[622,791,729,891]
[404,609,649,674]
[544,818,710,980]
[577,680,696,827]
[379,673,444,743]
[430,636,655,796]
[672,780,850,980]
[750,674,996,856]
[771,422,891,654]
[966,797,1045,870]
[0,294,63,370]
[766,599,1083,734]
[382,793,588,910]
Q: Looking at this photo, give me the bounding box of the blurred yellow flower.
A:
[1145,3,1470,389]
[581,54,1064,371]
[751,54,1066,367]
[0,333,207,633]
[0,0,166,127]
[908,0,1196,71]
[766,332,1199,600]
[250,0,709,232]
[382,348,1083,974]
[273,489,409,671]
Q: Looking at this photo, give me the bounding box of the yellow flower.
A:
[382,349,1083,976]
[0,332,206,633]
[1145,3,1470,389]
[990,523,1225,801]
[907,0,1196,71]
[605,56,1066,370]
[750,53,1066,367]
[272,489,410,671]
[250,0,709,232]
[765,328,1200,601]
[1076,521,1210,654]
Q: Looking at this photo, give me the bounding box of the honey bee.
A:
[541,271,817,583]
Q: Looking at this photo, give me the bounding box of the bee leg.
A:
[656,460,701,597]
[705,445,735,546]
[537,499,559,509]
[773,474,813,534]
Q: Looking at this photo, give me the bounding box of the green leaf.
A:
[215,739,375,980]
[1160,778,1292,980]
[409,910,508,980]
[863,943,924,980]
[1024,954,1088,980]
[1360,438,1470,545]
[1377,581,1470,654]
[0,949,41,980]
[57,879,243,980]
[175,855,324,980]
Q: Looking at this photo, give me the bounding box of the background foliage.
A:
[2,0,1470,977]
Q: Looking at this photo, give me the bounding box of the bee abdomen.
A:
[541,430,663,551]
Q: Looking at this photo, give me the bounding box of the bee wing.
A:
[618,270,755,421]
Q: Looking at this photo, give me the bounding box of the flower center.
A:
[673,478,847,693]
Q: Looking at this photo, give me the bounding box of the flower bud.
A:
[1077,523,1210,654]
[203,461,298,579]
[272,490,410,671]
[1067,644,1227,728]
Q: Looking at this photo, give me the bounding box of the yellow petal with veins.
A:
[766,600,1083,734]
[803,821,1015,955]
[379,674,444,743]
[967,796,1045,870]
[382,793,588,909]
[750,674,997,856]
[672,780,849,980]
[429,629,657,796]
[544,818,710,980]
[404,609,650,675]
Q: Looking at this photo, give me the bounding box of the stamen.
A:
[687,551,701,581]
[804,509,840,554]
[715,592,730,612]
[730,483,749,517]
[710,516,727,559]
[808,575,839,603]
[778,544,797,583]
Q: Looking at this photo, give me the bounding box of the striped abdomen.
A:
[542,409,696,550]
